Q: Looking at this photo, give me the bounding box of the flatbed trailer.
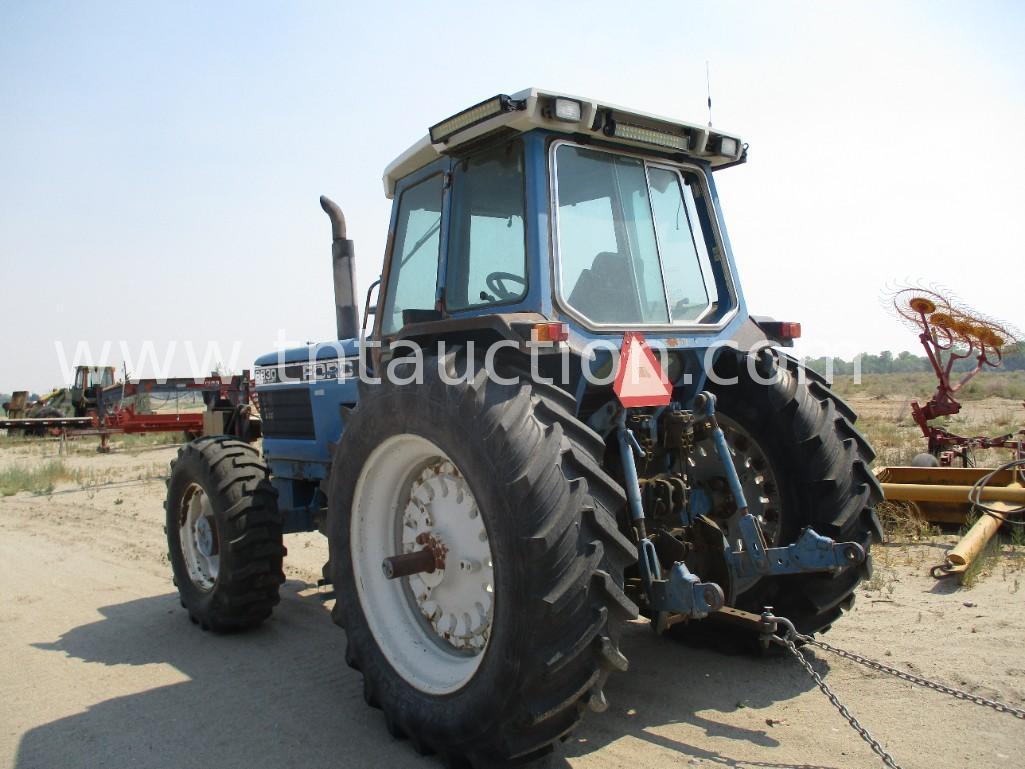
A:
[0,373,256,449]
[0,416,95,431]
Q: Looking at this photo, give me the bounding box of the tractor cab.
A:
[254,89,800,530]
[373,89,761,363]
[358,89,806,427]
[70,365,116,417]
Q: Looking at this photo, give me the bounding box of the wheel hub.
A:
[195,515,217,557]
[401,460,494,653]
[179,483,219,590]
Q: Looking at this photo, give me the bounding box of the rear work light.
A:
[552,98,582,122]
[717,135,739,158]
[429,94,525,144]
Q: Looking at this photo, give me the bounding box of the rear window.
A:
[554,143,720,326]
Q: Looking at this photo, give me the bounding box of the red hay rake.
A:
[890,286,1024,466]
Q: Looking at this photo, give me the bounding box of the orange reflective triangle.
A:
[613,332,673,407]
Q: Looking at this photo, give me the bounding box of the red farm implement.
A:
[890,287,1024,467]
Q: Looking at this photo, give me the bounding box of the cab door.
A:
[374,158,451,343]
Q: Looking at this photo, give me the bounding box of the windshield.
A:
[553,143,720,326]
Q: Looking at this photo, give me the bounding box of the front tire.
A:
[328,353,638,766]
[165,436,285,631]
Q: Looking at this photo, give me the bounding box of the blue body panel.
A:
[255,340,360,532]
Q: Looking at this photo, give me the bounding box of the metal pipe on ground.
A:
[932,501,1014,579]
[948,513,1002,570]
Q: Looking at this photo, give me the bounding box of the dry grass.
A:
[0,460,82,496]
[856,411,925,467]
[837,371,1025,468]
[875,500,938,541]
[0,430,186,456]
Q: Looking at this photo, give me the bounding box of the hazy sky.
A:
[2,1,1023,392]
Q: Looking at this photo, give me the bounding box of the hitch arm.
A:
[618,410,724,620]
[732,515,865,579]
[692,392,866,582]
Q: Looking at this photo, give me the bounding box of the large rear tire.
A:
[704,352,883,635]
[328,352,638,766]
[165,436,285,631]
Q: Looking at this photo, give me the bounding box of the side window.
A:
[446,141,526,310]
[380,174,444,335]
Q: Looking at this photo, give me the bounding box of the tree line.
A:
[804,342,1025,376]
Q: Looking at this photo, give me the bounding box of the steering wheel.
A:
[485,271,527,301]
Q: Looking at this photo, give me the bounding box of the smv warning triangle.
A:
[613,332,672,407]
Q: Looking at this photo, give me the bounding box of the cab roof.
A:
[383,87,746,198]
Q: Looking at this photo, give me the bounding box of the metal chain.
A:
[767,607,1025,769]
[802,635,1025,720]
[779,636,903,769]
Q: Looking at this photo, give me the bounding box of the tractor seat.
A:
[568,251,641,323]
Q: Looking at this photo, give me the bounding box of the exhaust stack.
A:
[320,195,360,340]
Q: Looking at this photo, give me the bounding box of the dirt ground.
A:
[2,427,1024,769]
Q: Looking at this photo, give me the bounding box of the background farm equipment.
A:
[0,366,258,449]
[2,366,116,436]
[890,286,1024,467]
[873,288,1025,581]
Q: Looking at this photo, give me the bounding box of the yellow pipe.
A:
[947,513,1003,568]
[881,482,1025,505]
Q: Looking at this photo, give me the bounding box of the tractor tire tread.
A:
[329,354,636,767]
[165,435,284,632]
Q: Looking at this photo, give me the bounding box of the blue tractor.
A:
[164,89,882,766]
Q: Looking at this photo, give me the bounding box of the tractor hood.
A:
[254,339,360,367]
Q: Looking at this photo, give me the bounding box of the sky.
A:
[2,1,1024,392]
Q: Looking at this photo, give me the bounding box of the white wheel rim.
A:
[179,482,220,590]
[351,434,494,695]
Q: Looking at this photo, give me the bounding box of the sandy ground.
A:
[2,438,1024,769]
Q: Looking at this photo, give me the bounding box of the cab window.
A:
[380,174,444,335]
[446,141,527,310]
[554,143,721,326]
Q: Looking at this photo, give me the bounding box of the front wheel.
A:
[165,436,285,631]
[328,353,638,766]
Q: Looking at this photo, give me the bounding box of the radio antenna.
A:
[706,60,713,126]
